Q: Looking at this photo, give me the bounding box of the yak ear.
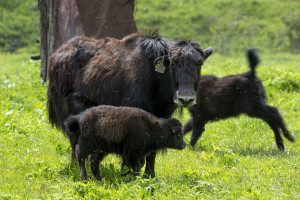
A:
[162,55,170,66]
[203,47,213,60]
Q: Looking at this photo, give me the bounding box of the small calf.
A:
[183,48,295,150]
[64,105,186,180]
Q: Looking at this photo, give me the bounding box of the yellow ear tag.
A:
[155,60,165,73]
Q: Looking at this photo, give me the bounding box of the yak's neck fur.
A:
[47,31,176,131]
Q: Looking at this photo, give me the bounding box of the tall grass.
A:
[0,51,299,199]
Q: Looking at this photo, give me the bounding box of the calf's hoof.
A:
[277,144,285,151]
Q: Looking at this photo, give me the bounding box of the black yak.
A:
[64,105,186,180]
[48,30,213,177]
[183,48,294,150]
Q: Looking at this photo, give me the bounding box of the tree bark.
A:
[37,0,49,83]
[38,0,137,83]
[75,0,137,39]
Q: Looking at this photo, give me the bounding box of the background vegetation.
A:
[135,0,300,54]
[0,0,299,199]
[1,0,300,54]
[0,0,39,52]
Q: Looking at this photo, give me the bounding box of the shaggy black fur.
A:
[183,48,295,150]
[64,105,186,181]
[48,31,212,177]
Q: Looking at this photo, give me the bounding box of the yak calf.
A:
[64,105,186,180]
[183,48,295,150]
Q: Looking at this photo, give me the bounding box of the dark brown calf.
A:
[64,105,186,181]
[183,48,295,150]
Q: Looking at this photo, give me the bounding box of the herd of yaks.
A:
[46,30,295,180]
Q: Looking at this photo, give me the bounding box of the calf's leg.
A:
[144,152,156,178]
[89,151,107,181]
[266,121,285,151]
[75,144,87,180]
[248,103,294,151]
[121,154,142,177]
[269,107,295,142]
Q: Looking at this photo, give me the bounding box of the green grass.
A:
[0,51,299,199]
[134,0,300,54]
[1,0,300,54]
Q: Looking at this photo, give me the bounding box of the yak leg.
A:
[121,153,133,175]
[267,121,284,151]
[130,156,143,176]
[89,151,107,181]
[190,117,206,147]
[267,106,295,143]
[121,154,142,177]
[183,118,193,135]
[144,152,156,178]
[139,158,145,169]
[248,103,293,151]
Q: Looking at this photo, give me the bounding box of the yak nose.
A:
[178,96,195,106]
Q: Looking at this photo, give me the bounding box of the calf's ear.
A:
[203,47,213,60]
[172,126,182,136]
[172,126,177,134]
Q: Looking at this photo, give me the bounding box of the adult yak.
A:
[47,30,213,177]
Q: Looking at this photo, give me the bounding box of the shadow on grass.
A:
[57,156,144,184]
[187,144,211,152]
[189,143,297,157]
[231,146,297,157]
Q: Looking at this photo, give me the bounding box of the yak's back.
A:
[80,106,161,143]
[196,73,266,116]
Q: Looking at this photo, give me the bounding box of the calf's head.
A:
[164,41,213,107]
[162,118,186,150]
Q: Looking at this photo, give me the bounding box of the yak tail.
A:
[64,115,81,152]
[247,48,260,79]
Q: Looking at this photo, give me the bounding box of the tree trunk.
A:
[38,0,137,83]
[37,0,49,83]
[75,0,137,39]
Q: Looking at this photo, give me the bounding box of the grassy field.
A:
[0,50,299,199]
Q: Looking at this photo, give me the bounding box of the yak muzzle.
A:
[174,91,196,107]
